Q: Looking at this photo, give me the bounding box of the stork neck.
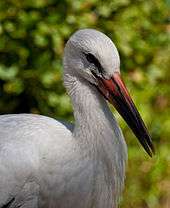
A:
[64,74,119,149]
[64,73,127,206]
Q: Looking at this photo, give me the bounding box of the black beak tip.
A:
[150,144,155,157]
[141,135,155,157]
[148,149,154,158]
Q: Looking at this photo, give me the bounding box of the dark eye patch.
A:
[84,53,103,74]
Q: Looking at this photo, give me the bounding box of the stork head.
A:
[64,29,154,156]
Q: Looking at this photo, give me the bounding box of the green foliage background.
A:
[0,0,169,207]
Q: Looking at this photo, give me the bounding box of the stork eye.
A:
[85,53,96,63]
[84,53,101,69]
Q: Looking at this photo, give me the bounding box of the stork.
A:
[0,29,154,208]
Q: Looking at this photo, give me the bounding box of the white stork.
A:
[0,29,154,208]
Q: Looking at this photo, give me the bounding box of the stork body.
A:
[0,29,153,208]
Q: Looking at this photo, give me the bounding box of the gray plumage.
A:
[0,29,128,208]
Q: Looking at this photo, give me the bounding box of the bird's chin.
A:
[81,71,98,86]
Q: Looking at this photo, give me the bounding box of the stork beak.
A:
[96,72,154,157]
